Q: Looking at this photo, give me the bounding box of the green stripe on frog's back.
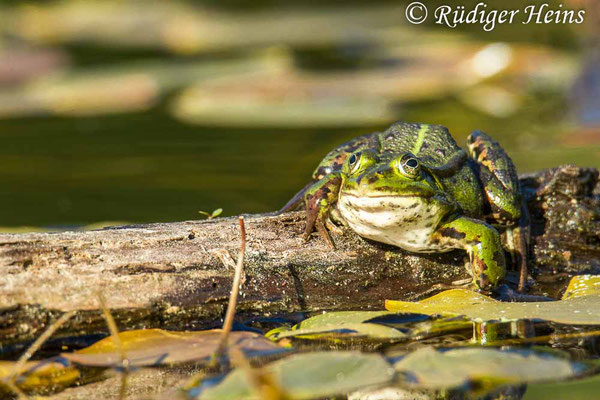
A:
[379,122,462,168]
[412,124,430,155]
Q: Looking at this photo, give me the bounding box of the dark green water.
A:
[0,0,598,229]
[0,93,598,228]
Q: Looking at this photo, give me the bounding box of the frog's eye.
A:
[397,153,421,178]
[345,151,377,175]
[347,152,361,174]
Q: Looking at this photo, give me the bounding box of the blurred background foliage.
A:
[0,0,598,230]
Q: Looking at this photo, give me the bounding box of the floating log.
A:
[0,165,598,346]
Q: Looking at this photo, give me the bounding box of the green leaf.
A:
[294,311,400,328]
[196,351,395,400]
[394,347,580,390]
[268,323,406,341]
[266,311,415,341]
[62,329,284,368]
[211,208,223,218]
[386,288,600,325]
[523,373,600,400]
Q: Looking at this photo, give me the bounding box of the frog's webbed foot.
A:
[303,174,343,249]
[433,216,506,291]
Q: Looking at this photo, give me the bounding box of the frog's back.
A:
[381,122,484,217]
[378,122,462,167]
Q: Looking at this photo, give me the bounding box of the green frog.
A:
[280,122,527,292]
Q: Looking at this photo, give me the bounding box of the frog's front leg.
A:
[303,173,343,248]
[433,216,506,291]
[467,130,528,291]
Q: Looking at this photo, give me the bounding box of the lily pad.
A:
[523,373,600,400]
[195,351,395,400]
[295,311,427,329]
[268,323,406,341]
[386,288,600,325]
[63,329,284,368]
[267,311,430,341]
[395,347,581,390]
[172,87,396,128]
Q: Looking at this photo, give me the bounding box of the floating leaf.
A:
[0,56,285,118]
[195,351,395,400]
[293,311,405,329]
[7,2,406,52]
[268,323,406,341]
[63,329,284,368]
[0,358,79,394]
[172,86,396,128]
[523,373,600,400]
[395,347,581,390]
[266,311,429,341]
[562,275,600,300]
[386,288,600,325]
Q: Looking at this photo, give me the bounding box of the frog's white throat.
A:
[337,193,453,253]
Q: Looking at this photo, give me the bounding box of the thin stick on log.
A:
[97,292,129,400]
[216,216,247,356]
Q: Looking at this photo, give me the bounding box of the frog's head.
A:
[340,150,442,199]
[337,150,454,250]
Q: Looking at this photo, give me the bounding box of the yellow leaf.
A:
[562,275,600,300]
[63,328,284,367]
[386,288,600,325]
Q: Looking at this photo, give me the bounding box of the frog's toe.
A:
[325,218,343,235]
[303,207,336,248]
[302,174,342,246]
[316,220,336,249]
[303,204,319,241]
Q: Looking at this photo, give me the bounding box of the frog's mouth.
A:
[340,186,436,199]
[341,191,433,198]
[339,192,431,213]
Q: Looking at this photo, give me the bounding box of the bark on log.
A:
[0,165,599,347]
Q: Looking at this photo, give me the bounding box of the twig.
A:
[7,310,76,384]
[229,347,286,400]
[97,292,129,400]
[216,216,247,356]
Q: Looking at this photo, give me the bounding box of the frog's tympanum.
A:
[281,122,527,292]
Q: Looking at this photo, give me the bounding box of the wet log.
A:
[0,165,599,346]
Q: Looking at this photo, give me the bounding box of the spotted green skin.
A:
[293,122,523,291]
